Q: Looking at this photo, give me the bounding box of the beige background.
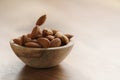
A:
[0,0,120,80]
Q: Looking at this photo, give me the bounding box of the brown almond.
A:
[46,35,55,41]
[30,39,38,43]
[31,26,42,39]
[38,38,50,48]
[27,33,31,38]
[42,28,53,36]
[61,35,69,45]
[37,35,43,38]
[36,15,46,26]
[52,29,58,35]
[25,42,40,48]
[64,34,73,39]
[21,35,25,46]
[55,32,63,38]
[23,35,32,42]
[50,38,61,47]
[13,38,22,45]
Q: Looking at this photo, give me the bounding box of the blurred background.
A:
[0,0,120,80]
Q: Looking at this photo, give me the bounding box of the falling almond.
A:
[36,15,46,26]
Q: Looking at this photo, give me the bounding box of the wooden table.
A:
[0,0,120,80]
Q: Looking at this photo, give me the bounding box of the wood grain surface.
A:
[0,0,120,80]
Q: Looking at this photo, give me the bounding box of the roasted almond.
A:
[21,35,26,46]
[42,28,53,36]
[55,32,63,38]
[61,35,69,45]
[25,42,40,48]
[23,35,32,43]
[52,29,58,35]
[38,38,50,48]
[64,34,73,39]
[46,35,55,41]
[50,38,61,47]
[27,33,31,38]
[36,15,46,26]
[13,38,22,45]
[31,26,42,39]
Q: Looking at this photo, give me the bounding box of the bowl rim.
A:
[10,40,74,50]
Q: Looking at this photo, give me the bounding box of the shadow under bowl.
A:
[10,40,74,68]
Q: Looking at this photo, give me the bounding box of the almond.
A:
[38,38,50,48]
[13,38,22,45]
[36,15,46,26]
[27,33,31,38]
[50,38,61,47]
[25,42,40,48]
[61,35,69,45]
[23,35,32,42]
[46,35,55,41]
[55,32,63,38]
[42,28,53,36]
[52,29,58,35]
[21,35,25,46]
[29,39,38,43]
[64,34,73,39]
[31,26,42,39]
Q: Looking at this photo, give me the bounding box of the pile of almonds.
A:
[13,15,73,48]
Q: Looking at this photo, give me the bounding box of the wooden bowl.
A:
[10,40,74,68]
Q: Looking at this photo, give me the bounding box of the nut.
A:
[31,26,42,39]
[13,38,22,45]
[36,15,46,26]
[38,38,50,48]
[30,39,38,43]
[55,32,63,38]
[52,29,58,35]
[23,35,32,42]
[25,42,40,48]
[64,34,73,39]
[42,28,53,36]
[27,33,31,38]
[61,35,69,45]
[46,35,55,41]
[50,38,61,47]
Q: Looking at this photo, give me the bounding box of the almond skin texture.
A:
[61,35,69,45]
[46,35,55,41]
[55,32,63,38]
[64,34,73,39]
[31,26,42,39]
[42,28,53,36]
[13,38,22,45]
[50,38,61,47]
[38,38,50,48]
[36,15,46,26]
[25,42,40,48]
